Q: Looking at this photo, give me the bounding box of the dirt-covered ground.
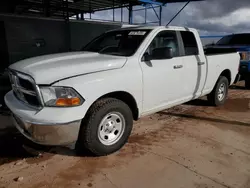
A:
[0,83,250,188]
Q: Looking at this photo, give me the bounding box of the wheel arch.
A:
[220,69,231,85]
[86,91,139,121]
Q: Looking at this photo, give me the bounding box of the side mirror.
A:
[143,52,152,61]
[152,47,173,60]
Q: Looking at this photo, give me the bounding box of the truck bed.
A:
[202,52,239,96]
[204,47,237,56]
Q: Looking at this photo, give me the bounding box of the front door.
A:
[140,30,185,113]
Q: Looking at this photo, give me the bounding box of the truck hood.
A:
[9,52,127,84]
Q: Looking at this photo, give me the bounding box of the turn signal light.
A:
[56,97,81,106]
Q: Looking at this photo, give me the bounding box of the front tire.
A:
[77,98,133,156]
[208,76,229,106]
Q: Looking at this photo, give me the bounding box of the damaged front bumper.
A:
[12,114,81,146]
[5,90,82,146]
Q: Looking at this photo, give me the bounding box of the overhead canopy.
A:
[0,0,204,18]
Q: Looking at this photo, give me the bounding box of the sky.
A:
[84,0,250,36]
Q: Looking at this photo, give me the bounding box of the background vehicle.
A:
[5,26,240,156]
[206,33,250,88]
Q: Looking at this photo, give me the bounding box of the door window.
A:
[180,31,199,56]
[146,31,180,57]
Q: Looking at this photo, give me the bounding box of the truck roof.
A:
[115,25,197,32]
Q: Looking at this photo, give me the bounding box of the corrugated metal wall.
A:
[0,14,121,72]
[0,14,121,106]
[70,21,120,51]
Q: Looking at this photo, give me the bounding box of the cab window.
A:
[146,30,180,57]
[180,31,199,56]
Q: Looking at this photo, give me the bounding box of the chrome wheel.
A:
[218,83,226,101]
[98,112,125,146]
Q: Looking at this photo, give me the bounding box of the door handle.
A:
[198,61,205,65]
[173,65,183,69]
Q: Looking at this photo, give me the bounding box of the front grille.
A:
[9,70,42,108]
[19,77,34,90]
[23,94,40,106]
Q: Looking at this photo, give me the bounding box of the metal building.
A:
[1,0,203,25]
[0,0,203,106]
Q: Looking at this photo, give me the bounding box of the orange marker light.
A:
[56,97,81,106]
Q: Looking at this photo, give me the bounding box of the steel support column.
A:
[89,0,92,19]
[121,8,123,22]
[66,0,69,19]
[128,3,133,24]
[159,6,162,25]
[65,0,71,51]
[113,0,115,22]
[81,0,85,20]
[43,0,50,17]
[121,0,123,23]
[80,12,84,20]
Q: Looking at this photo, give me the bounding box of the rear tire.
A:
[77,98,133,156]
[208,76,229,106]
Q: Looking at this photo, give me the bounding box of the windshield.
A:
[216,34,250,46]
[82,29,151,56]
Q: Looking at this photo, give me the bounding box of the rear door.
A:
[179,31,207,99]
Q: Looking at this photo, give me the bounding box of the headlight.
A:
[240,52,250,61]
[40,87,84,107]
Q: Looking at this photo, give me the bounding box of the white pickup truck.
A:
[5,26,240,156]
